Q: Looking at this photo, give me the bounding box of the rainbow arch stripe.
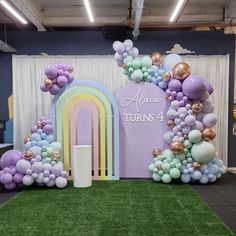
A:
[50,80,120,180]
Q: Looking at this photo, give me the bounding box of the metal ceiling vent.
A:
[0,39,16,52]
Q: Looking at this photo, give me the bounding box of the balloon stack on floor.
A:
[0,117,68,190]
[113,39,226,184]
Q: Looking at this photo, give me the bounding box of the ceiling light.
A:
[169,0,185,22]
[84,0,94,23]
[0,0,27,24]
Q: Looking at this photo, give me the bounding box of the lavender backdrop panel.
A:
[77,108,92,145]
[116,82,167,178]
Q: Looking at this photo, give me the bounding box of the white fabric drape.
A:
[13,55,229,166]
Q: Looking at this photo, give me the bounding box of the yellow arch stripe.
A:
[63,94,106,180]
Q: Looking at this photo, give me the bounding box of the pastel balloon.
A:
[52,164,63,177]
[31,162,44,174]
[170,168,181,179]
[5,182,16,190]
[112,41,122,51]
[0,150,22,169]
[13,173,24,184]
[206,83,214,95]
[131,69,143,82]
[0,173,13,184]
[163,54,183,72]
[124,39,133,48]
[40,84,50,92]
[55,176,67,188]
[188,130,202,143]
[168,79,182,92]
[131,47,139,57]
[182,75,207,100]
[22,175,34,186]
[172,62,190,81]
[162,174,172,183]
[43,124,53,135]
[57,76,68,87]
[202,113,217,128]
[202,101,214,113]
[184,115,196,126]
[132,58,141,69]
[16,159,31,174]
[141,56,152,68]
[181,174,191,183]
[44,65,58,78]
[191,141,216,163]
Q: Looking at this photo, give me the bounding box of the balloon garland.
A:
[0,117,68,190]
[113,39,226,184]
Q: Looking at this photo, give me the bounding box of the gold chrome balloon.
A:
[68,66,73,73]
[192,101,203,113]
[151,52,163,66]
[170,142,184,154]
[167,120,175,128]
[44,79,53,88]
[24,137,31,144]
[202,128,216,141]
[52,151,60,161]
[193,161,201,169]
[24,151,33,160]
[162,72,171,81]
[152,148,162,157]
[172,62,190,81]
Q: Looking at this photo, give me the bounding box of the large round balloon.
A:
[182,75,207,100]
[191,141,216,163]
[0,150,22,169]
[163,54,183,72]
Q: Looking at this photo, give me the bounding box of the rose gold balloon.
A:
[233,109,236,120]
[44,79,53,88]
[151,52,163,66]
[167,120,175,128]
[172,62,190,81]
[162,72,171,81]
[24,137,31,144]
[152,148,162,157]
[202,128,216,141]
[52,151,60,161]
[68,66,73,73]
[192,102,203,113]
[193,161,201,169]
[170,142,184,154]
[24,151,33,160]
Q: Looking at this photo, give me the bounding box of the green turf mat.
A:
[0,181,233,236]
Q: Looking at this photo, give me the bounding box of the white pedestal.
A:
[73,145,92,188]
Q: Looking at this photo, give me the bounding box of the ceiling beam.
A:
[9,0,46,31]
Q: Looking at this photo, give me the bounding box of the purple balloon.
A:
[1,150,22,169]
[117,43,126,54]
[131,47,139,57]
[57,75,68,87]
[114,52,123,61]
[5,182,16,190]
[31,125,38,133]
[202,113,217,128]
[43,124,53,135]
[67,74,74,83]
[168,79,182,92]
[44,65,58,79]
[1,173,13,184]
[206,83,214,95]
[182,75,207,100]
[50,84,62,95]
[13,173,24,184]
[112,41,121,51]
[184,115,196,126]
[40,84,50,92]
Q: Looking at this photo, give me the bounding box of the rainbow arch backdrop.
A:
[50,80,120,180]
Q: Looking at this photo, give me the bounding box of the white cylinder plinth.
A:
[73,145,92,188]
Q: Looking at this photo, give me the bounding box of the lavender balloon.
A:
[168,79,182,92]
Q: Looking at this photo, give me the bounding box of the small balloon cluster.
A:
[0,117,68,190]
[113,39,227,184]
[40,63,74,95]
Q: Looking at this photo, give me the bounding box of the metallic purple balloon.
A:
[50,84,62,95]
[43,124,53,135]
[57,75,68,87]
[67,74,74,83]
[206,83,214,95]
[182,75,207,100]
[40,84,50,92]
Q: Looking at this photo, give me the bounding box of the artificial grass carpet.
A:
[0,181,233,236]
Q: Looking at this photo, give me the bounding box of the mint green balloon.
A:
[131,69,143,82]
[42,151,47,158]
[176,163,182,170]
[184,148,188,154]
[162,174,172,183]
[188,130,202,143]
[50,142,62,151]
[148,163,155,172]
[142,67,147,73]
[132,58,141,69]
[41,146,47,152]
[141,56,152,69]
[123,56,133,64]
[153,173,161,182]
[170,168,181,179]
[170,162,175,168]
[51,161,56,166]
[191,141,215,163]
[163,149,175,159]
[153,167,158,173]
[162,163,170,173]
[172,158,180,165]
[143,72,149,78]
[154,160,163,167]
[187,157,193,163]
[158,170,164,176]
[128,67,134,73]
[46,147,53,156]
[46,157,52,163]
[182,160,187,165]
[184,140,192,149]
[186,153,192,158]
[176,153,185,161]
[127,61,133,67]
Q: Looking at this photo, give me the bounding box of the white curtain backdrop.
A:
[13,55,229,166]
